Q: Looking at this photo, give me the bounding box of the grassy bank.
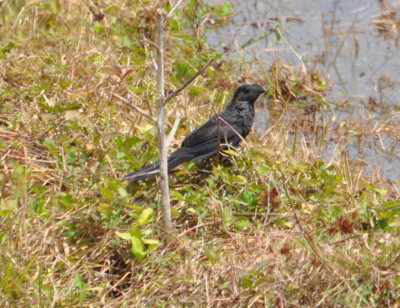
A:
[1,1,399,306]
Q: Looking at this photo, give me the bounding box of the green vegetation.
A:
[1,1,399,306]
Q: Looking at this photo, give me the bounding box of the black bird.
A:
[124,84,265,183]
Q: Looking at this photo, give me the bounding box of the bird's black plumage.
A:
[124,84,265,183]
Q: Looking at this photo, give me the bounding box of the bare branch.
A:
[141,36,159,70]
[214,111,247,145]
[156,10,173,232]
[127,89,154,118]
[166,112,182,147]
[165,0,186,21]
[176,221,221,239]
[112,93,156,123]
[164,58,214,104]
[141,36,160,51]
[149,53,158,71]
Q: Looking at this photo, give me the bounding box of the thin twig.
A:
[127,89,154,118]
[112,93,156,123]
[149,53,158,71]
[177,221,221,238]
[142,36,160,51]
[166,112,182,147]
[165,59,214,103]
[165,0,186,21]
[214,113,247,145]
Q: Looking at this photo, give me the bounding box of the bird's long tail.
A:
[123,148,193,183]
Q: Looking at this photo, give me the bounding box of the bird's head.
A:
[234,84,265,104]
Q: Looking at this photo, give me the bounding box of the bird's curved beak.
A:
[254,88,266,99]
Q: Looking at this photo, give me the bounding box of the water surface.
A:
[206,0,400,181]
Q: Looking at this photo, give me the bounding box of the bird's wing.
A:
[181,114,243,149]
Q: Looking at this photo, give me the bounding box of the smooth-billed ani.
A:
[124,84,265,183]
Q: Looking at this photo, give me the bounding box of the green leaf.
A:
[348,131,362,137]
[186,207,197,214]
[174,62,191,81]
[369,185,387,197]
[171,208,181,217]
[117,187,128,197]
[274,24,282,42]
[143,239,161,254]
[94,22,104,34]
[223,207,233,224]
[241,276,254,288]
[124,204,145,212]
[98,203,112,214]
[88,53,104,64]
[135,124,154,134]
[74,273,85,288]
[383,201,400,209]
[234,216,251,231]
[43,138,59,155]
[99,186,114,201]
[258,165,270,174]
[221,3,233,15]
[203,250,217,264]
[171,190,185,201]
[130,225,142,238]
[252,278,266,287]
[239,191,258,207]
[115,231,132,240]
[140,229,153,237]
[137,208,154,226]
[231,175,247,184]
[223,149,239,157]
[38,103,82,113]
[143,239,160,245]
[131,236,144,261]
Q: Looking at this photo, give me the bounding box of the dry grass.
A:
[1,1,399,307]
